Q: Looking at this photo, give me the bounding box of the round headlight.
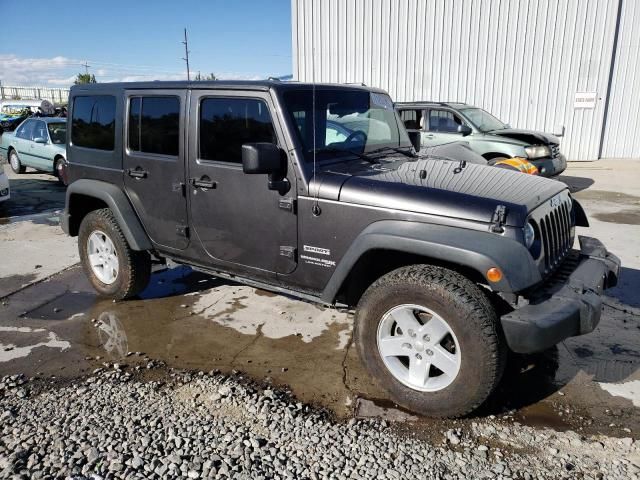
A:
[524,221,535,249]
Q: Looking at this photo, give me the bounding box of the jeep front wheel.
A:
[78,208,151,300]
[354,264,506,418]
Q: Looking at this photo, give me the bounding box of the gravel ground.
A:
[1,367,638,480]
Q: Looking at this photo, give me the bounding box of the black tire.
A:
[78,208,151,300]
[8,149,26,174]
[54,157,67,186]
[354,264,506,418]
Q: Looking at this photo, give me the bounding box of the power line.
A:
[182,28,191,81]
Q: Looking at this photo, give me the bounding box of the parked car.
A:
[396,102,566,176]
[62,81,618,418]
[0,168,9,204]
[0,117,68,185]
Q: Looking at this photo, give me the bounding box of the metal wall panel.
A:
[601,0,640,158]
[292,0,622,161]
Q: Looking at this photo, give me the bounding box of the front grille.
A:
[539,196,573,273]
[550,143,560,158]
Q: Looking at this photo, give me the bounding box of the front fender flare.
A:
[321,220,541,303]
[64,179,152,251]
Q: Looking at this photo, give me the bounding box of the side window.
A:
[399,109,423,130]
[128,96,180,156]
[428,109,464,133]
[71,95,116,150]
[199,97,275,163]
[326,123,348,145]
[16,120,34,140]
[33,121,48,141]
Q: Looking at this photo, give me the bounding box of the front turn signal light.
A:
[487,267,503,283]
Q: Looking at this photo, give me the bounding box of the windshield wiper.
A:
[368,146,417,158]
[313,146,380,164]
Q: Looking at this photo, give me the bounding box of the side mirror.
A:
[407,131,421,152]
[242,142,290,193]
[242,143,282,174]
[33,137,48,144]
[457,125,472,137]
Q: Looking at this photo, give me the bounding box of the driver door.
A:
[187,90,297,277]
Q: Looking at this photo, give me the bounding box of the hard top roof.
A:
[70,80,389,95]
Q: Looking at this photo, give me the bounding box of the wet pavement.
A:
[1,160,639,439]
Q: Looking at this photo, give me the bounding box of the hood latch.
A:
[490,205,507,233]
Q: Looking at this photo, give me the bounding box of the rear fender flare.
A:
[65,179,152,251]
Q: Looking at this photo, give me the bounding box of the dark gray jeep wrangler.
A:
[62,81,620,418]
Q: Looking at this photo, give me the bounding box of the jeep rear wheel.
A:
[354,264,506,418]
[78,208,151,300]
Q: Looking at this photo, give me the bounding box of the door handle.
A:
[127,168,148,179]
[189,176,217,189]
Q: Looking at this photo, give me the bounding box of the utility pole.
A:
[82,61,91,75]
[182,28,191,81]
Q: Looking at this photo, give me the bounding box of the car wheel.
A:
[54,157,68,186]
[354,264,506,418]
[78,208,151,300]
[9,150,26,174]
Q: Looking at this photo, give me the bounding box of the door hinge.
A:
[278,197,296,212]
[279,246,296,259]
[176,225,189,238]
[490,205,507,233]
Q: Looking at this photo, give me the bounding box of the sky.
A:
[0,0,292,87]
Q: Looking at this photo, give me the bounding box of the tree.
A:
[194,72,217,81]
[74,73,97,85]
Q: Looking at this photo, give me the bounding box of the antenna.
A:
[310,0,321,216]
[182,28,191,81]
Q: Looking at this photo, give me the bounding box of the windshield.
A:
[459,107,507,132]
[282,89,411,162]
[47,123,66,144]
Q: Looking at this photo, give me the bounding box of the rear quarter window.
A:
[71,95,116,150]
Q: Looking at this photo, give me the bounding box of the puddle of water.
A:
[593,210,640,225]
[190,285,352,348]
[514,401,572,432]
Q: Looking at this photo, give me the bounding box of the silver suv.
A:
[396,102,566,177]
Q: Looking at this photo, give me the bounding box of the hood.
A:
[312,157,566,226]
[488,128,559,145]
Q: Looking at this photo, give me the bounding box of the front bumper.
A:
[530,154,567,177]
[501,236,620,353]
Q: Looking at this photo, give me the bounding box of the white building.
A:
[292,0,640,161]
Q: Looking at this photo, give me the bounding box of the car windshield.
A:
[459,107,507,132]
[282,88,411,162]
[47,123,66,144]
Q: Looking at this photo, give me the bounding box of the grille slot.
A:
[539,197,573,273]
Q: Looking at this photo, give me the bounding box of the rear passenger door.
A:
[123,91,189,251]
[14,120,36,166]
[187,90,297,276]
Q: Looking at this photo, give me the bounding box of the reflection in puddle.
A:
[599,380,640,407]
[95,312,129,359]
[0,325,70,362]
[190,285,352,349]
